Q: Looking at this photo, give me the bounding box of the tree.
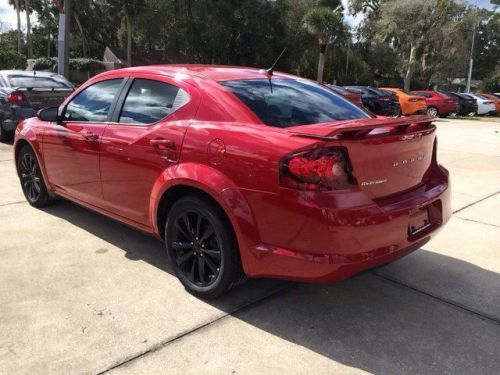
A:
[303,6,345,83]
[374,0,465,91]
[9,0,22,54]
[109,0,145,66]
[23,0,33,58]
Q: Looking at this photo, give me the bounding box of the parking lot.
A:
[0,118,499,374]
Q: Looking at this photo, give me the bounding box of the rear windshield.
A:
[221,78,370,127]
[7,75,72,89]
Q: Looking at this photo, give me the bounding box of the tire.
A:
[165,195,245,299]
[426,106,439,117]
[0,121,13,143]
[17,145,53,207]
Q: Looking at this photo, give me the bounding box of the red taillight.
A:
[7,91,28,105]
[280,148,356,190]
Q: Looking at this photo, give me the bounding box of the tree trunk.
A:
[317,43,326,83]
[126,14,132,67]
[404,42,416,91]
[14,0,21,54]
[25,0,32,58]
[74,13,87,57]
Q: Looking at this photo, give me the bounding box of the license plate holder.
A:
[408,206,431,236]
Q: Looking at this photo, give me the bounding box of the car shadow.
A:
[42,200,500,375]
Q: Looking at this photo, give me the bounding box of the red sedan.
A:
[14,66,451,298]
[410,90,459,117]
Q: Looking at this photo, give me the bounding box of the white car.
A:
[466,93,496,115]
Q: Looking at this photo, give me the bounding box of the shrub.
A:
[69,58,105,72]
[33,57,57,70]
[0,50,27,69]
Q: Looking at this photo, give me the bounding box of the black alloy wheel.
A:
[18,146,52,207]
[165,195,244,298]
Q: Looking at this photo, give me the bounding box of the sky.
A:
[0,0,497,32]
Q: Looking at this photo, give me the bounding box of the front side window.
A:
[221,78,370,128]
[63,79,123,122]
[119,79,190,125]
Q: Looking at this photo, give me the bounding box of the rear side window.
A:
[221,79,369,128]
[8,75,72,89]
[63,79,123,122]
[119,79,189,125]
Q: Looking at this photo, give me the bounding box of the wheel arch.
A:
[150,163,261,275]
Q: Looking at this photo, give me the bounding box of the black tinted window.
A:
[222,79,369,127]
[64,79,122,122]
[119,79,189,124]
[8,75,72,89]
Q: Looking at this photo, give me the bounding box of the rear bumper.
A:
[240,165,451,282]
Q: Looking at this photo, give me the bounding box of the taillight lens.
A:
[280,148,356,190]
[7,91,28,105]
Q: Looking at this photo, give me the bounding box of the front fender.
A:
[149,162,261,273]
[14,120,51,189]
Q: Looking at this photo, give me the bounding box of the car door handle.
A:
[150,138,177,162]
[150,139,175,150]
[81,131,99,141]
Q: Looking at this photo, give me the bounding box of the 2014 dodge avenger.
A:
[14,65,451,298]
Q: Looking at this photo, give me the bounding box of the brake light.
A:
[279,148,356,190]
[7,91,28,105]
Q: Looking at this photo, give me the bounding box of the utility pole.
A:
[57,0,71,79]
[466,7,477,93]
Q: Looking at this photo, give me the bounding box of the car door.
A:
[99,75,199,226]
[42,78,125,205]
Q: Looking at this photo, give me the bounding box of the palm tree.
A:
[24,0,32,58]
[9,0,22,54]
[303,6,344,83]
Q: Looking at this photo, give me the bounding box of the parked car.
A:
[14,65,451,298]
[466,93,496,115]
[440,92,478,116]
[381,87,427,116]
[344,86,401,116]
[479,93,500,114]
[0,70,73,141]
[327,84,363,106]
[410,90,459,117]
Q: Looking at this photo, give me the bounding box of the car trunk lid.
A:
[16,88,73,109]
[288,115,436,199]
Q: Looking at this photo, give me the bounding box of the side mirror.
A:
[37,107,59,122]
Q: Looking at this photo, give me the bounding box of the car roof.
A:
[97,65,297,82]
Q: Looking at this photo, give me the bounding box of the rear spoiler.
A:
[11,87,74,92]
[288,115,434,140]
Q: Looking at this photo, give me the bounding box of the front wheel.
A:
[17,145,53,207]
[426,106,439,117]
[165,195,245,299]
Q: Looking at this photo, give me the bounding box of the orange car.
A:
[480,94,500,115]
[381,88,427,116]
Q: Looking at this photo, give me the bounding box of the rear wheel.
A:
[0,121,13,143]
[165,195,245,299]
[426,106,439,117]
[17,145,52,207]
